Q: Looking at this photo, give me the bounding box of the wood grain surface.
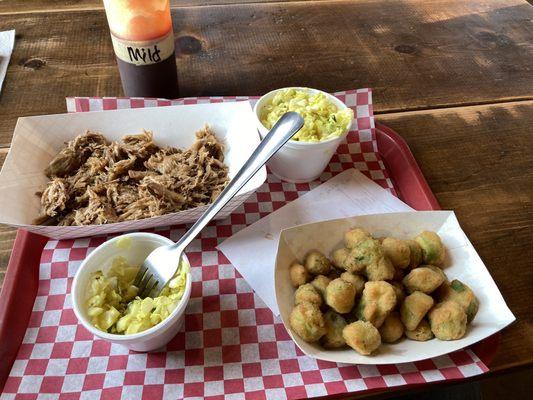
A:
[1,0,532,147]
[0,0,531,377]
[0,0,315,14]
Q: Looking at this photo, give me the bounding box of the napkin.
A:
[218,169,413,315]
[0,30,15,93]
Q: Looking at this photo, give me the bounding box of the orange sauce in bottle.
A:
[104,0,172,40]
[103,0,178,98]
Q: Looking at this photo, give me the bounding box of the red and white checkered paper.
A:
[1,90,488,400]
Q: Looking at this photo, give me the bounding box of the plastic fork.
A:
[133,112,304,298]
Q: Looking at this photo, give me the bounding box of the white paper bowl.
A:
[72,232,191,352]
[253,87,352,183]
[275,211,515,364]
[0,101,266,239]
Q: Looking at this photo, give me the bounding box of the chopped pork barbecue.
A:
[34,127,229,226]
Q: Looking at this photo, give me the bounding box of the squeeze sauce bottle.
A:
[103,0,179,98]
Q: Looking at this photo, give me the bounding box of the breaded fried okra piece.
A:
[365,255,395,281]
[342,237,395,281]
[305,251,331,275]
[343,321,381,355]
[356,281,397,328]
[344,228,371,249]
[403,266,445,294]
[405,319,434,341]
[379,311,404,343]
[343,237,384,275]
[415,231,445,266]
[289,263,310,287]
[428,301,467,340]
[326,278,356,314]
[400,291,434,331]
[310,275,331,299]
[289,302,326,342]
[331,248,349,269]
[382,237,411,269]
[340,272,366,297]
[321,310,347,348]
[294,283,322,307]
[437,279,479,323]
[406,240,423,269]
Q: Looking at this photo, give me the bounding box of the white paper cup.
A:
[254,87,352,183]
[72,233,191,352]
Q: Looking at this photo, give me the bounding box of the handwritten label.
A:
[111,31,175,66]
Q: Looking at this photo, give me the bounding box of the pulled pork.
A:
[35,127,229,226]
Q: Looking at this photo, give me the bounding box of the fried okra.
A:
[289,302,326,342]
[289,263,311,287]
[415,231,445,266]
[341,237,395,281]
[321,310,347,348]
[340,272,366,296]
[405,319,434,341]
[305,251,331,275]
[366,255,395,281]
[406,240,423,269]
[295,284,322,306]
[356,281,397,328]
[382,238,411,269]
[343,321,381,355]
[426,264,447,278]
[287,225,479,354]
[400,291,434,331]
[379,311,404,343]
[403,266,445,294]
[344,228,371,249]
[428,301,467,340]
[438,279,479,323]
[326,278,356,314]
[310,275,331,299]
[332,248,349,269]
[343,237,381,273]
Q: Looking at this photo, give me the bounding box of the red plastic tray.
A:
[0,123,499,392]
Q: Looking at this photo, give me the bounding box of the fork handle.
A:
[170,111,304,252]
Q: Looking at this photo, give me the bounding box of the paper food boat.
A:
[0,102,266,239]
[275,211,515,365]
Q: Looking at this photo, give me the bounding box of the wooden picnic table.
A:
[0,0,531,394]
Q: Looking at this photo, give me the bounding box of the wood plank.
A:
[0,0,102,14]
[378,100,533,371]
[0,0,532,146]
[167,0,533,104]
[0,0,314,15]
[2,0,532,14]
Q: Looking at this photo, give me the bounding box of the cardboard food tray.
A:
[275,210,514,365]
[0,102,266,239]
[0,124,501,393]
